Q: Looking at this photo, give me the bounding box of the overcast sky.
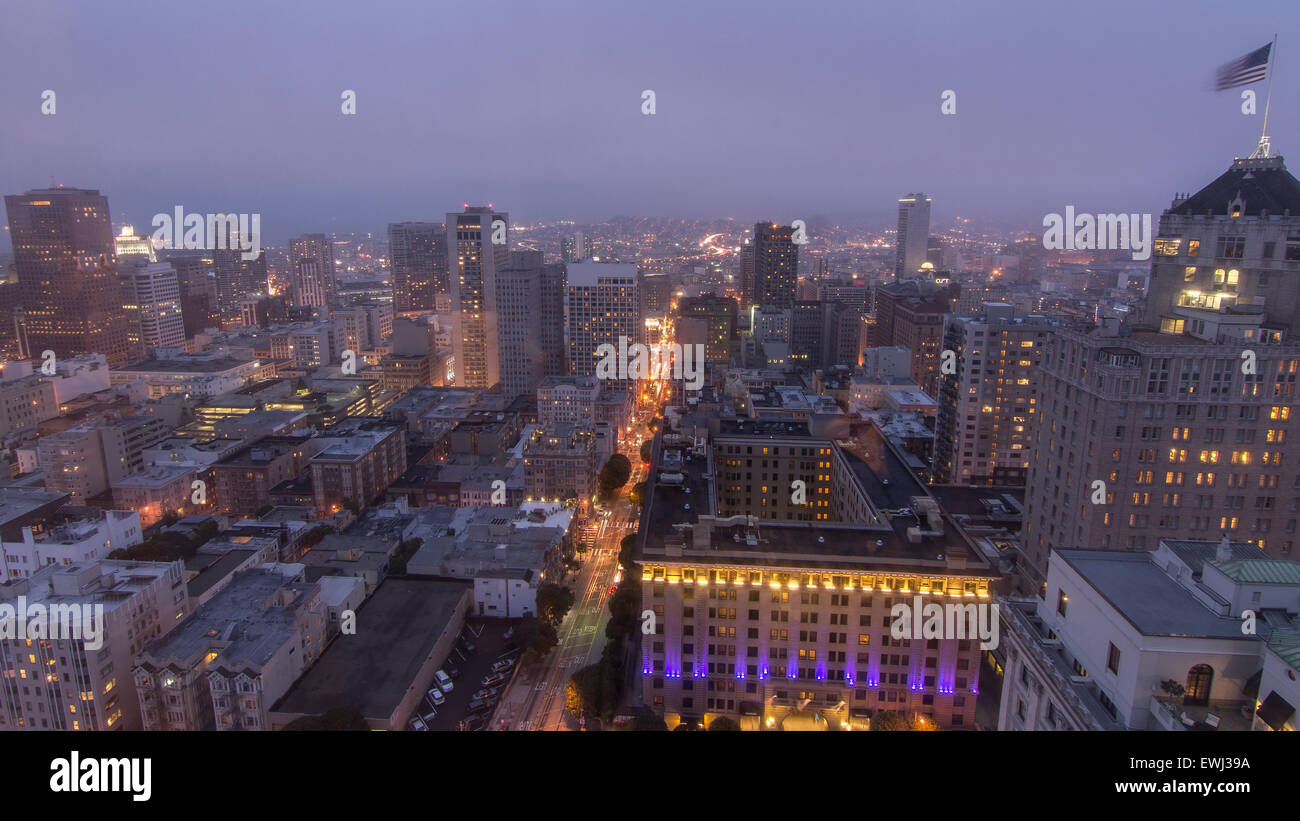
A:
[1,0,1296,246]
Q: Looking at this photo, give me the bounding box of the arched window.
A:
[1184,664,1213,706]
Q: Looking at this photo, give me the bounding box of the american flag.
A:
[1215,43,1272,91]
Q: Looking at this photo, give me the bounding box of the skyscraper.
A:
[933,304,1054,485]
[895,193,932,278]
[1020,155,1300,595]
[388,222,446,313]
[212,230,268,314]
[752,222,797,309]
[447,206,508,389]
[562,231,591,263]
[565,261,638,389]
[293,259,327,308]
[496,250,550,401]
[120,259,186,359]
[288,233,337,308]
[4,188,132,365]
[159,250,220,339]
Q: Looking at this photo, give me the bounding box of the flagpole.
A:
[1252,34,1278,158]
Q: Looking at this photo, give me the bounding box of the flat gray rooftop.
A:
[1056,549,1254,639]
[273,578,469,722]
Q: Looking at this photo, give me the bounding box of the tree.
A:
[639,440,653,463]
[388,538,424,576]
[619,534,637,571]
[628,481,646,507]
[514,614,558,659]
[536,583,576,626]
[708,716,741,731]
[615,709,667,731]
[597,454,633,499]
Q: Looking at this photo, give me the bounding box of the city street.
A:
[494,462,645,730]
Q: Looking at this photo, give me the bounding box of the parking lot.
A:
[418,618,520,731]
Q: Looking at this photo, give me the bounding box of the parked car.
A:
[460,716,485,731]
[481,672,507,688]
[444,661,461,679]
[434,669,453,691]
[466,698,492,715]
[473,686,500,701]
[426,687,445,705]
[490,658,515,674]
[408,717,428,732]
[458,637,477,654]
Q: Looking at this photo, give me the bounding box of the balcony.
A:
[1148,695,1252,731]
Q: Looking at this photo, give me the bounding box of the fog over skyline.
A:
[1,0,1297,247]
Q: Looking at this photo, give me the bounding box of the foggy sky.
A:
[1,0,1296,246]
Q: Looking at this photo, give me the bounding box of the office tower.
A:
[565,261,638,389]
[789,300,839,369]
[676,295,738,363]
[738,240,756,309]
[752,222,798,309]
[895,193,932,278]
[1020,155,1300,595]
[637,418,994,730]
[496,250,548,401]
[293,259,327,308]
[212,245,268,313]
[4,188,132,366]
[120,260,186,359]
[933,304,1054,485]
[447,207,508,389]
[562,231,591,263]
[0,560,188,730]
[387,222,446,312]
[114,225,155,261]
[288,233,337,308]
[161,253,220,338]
[538,256,568,377]
[638,272,672,320]
[869,280,955,396]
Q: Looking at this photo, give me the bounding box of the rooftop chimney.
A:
[1215,533,1232,563]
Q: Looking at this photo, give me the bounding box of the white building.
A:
[0,508,143,580]
[565,261,638,389]
[998,538,1300,731]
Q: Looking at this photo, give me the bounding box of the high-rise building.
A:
[565,261,638,389]
[934,304,1055,485]
[388,222,446,313]
[158,251,220,339]
[677,295,738,363]
[4,188,132,365]
[895,193,932,278]
[496,250,559,401]
[293,259,327,308]
[114,225,155,262]
[212,245,268,313]
[562,231,591,263]
[447,207,508,389]
[288,234,337,308]
[120,260,186,359]
[752,223,798,309]
[870,280,955,396]
[1020,155,1300,595]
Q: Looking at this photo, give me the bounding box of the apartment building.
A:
[522,423,600,502]
[0,559,189,730]
[210,435,322,517]
[134,566,325,731]
[933,304,1055,485]
[309,419,407,515]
